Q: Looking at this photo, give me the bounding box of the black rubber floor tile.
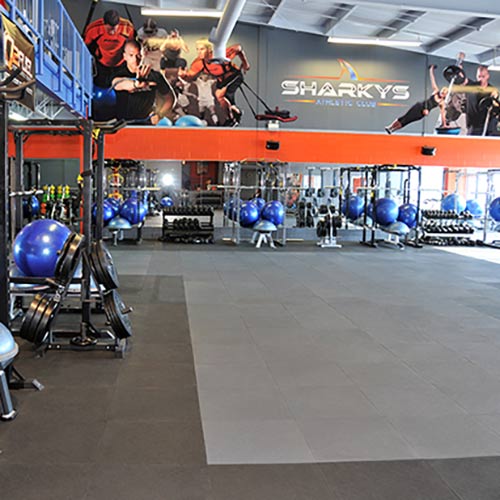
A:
[82,464,211,500]
[0,416,106,464]
[128,341,194,362]
[0,463,90,500]
[95,420,206,465]
[208,464,339,500]
[19,385,114,421]
[430,456,500,500]
[319,460,461,500]
[117,361,197,388]
[107,385,201,421]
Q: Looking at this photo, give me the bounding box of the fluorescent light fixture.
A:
[328,36,421,47]
[141,8,223,18]
[9,111,28,121]
[488,65,500,71]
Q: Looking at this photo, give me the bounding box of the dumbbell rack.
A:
[160,207,215,243]
[421,210,475,246]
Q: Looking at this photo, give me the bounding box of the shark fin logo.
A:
[281,58,410,108]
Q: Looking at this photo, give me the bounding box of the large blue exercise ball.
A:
[92,200,116,225]
[13,219,71,277]
[397,203,418,228]
[157,117,173,127]
[93,86,117,107]
[239,201,260,228]
[365,202,374,218]
[22,196,40,218]
[375,198,399,226]
[120,198,147,225]
[107,197,122,212]
[175,115,205,127]
[224,198,234,218]
[261,200,285,226]
[441,194,466,213]
[342,195,364,220]
[252,197,266,212]
[160,196,174,208]
[466,199,483,218]
[489,197,500,222]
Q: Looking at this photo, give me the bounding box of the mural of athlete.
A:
[84,9,134,87]
[111,40,171,123]
[180,38,250,126]
[385,64,447,134]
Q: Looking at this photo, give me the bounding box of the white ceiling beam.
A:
[323,4,357,36]
[268,0,287,25]
[344,0,500,18]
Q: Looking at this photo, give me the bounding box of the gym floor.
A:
[2,241,500,499]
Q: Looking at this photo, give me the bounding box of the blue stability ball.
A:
[252,197,266,212]
[160,196,174,208]
[397,203,418,228]
[0,322,16,359]
[342,195,364,220]
[441,194,466,213]
[92,201,116,224]
[261,200,285,226]
[13,219,71,277]
[108,216,132,230]
[157,117,173,127]
[107,197,122,212]
[466,199,483,218]
[224,198,234,218]
[93,86,117,107]
[387,221,410,236]
[22,196,40,218]
[489,197,500,222]
[239,201,260,228]
[175,115,205,127]
[120,198,147,225]
[375,198,399,226]
[365,202,374,218]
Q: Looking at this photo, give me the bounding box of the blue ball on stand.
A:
[342,195,364,220]
[175,115,205,127]
[441,194,466,213]
[239,201,260,227]
[22,196,40,218]
[160,196,174,208]
[13,219,71,277]
[375,198,399,226]
[120,198,147,225]
[262,201,285,226]
[397,203,418,228]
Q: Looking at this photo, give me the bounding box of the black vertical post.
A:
[14,131,23,235]
[0,100,9,326]
[81,119,93,334]
[95,130,104,241]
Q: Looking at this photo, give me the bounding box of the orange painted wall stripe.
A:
[8,128,500,168]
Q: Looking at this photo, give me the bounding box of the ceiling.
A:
[106,0,500,65]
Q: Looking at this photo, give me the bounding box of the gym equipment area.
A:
[4,0,500,499]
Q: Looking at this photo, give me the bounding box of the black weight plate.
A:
[89,241,119,290]
[103,290,132,339]
[55,232,84,284]
[443,65,466,85]
[20,293,59,345]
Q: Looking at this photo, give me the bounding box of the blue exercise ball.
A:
[157,117,173,127]
[92,200,116,224]
[13,219,71,277]
[489,197,500,222]
[342,195,364,220]
[224,198,234,218]
[375,198,399,226]
[387,221,410,236]
[261,200,285,226]
[442,194,466,213]
[252,197,266,212]
[397,203,418,228]
[0,322,16,359]
[22,196,40,218]
[93,86,117,107]
[107,197,122,212]
[239,201,260,228]
[160,196,174,208]
[108,216,132,230]
[120,198,147,225]
[175,115,205,127]
[365,202,374,218]
[466,199,483,218]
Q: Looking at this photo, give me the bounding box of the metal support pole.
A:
[0,100,10,327]
[95,131,104,241]
[13,132,23,236]
[80,120,93,339]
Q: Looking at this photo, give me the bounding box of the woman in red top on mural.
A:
[180,38,250,125]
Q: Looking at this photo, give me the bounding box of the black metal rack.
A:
[421,210,475,246]
[160,207,215,243]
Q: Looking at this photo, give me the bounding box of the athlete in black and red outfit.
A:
[180,39,250,125]
[84,9,134,87]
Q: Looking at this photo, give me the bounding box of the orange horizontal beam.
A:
[9,127,500,167]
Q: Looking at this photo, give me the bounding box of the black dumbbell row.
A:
[422,221,475,234]
[423,236,476,246]
[422,209,474,220]
[163,206,214,216]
